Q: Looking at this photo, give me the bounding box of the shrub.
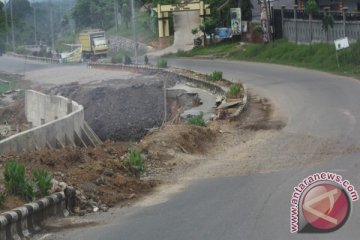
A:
[206,71,223,81]
[111,52,123,64]
[33,168,52,197]
[0,192,6,208]
[125,150,144,174]
[124,55,132,65]
[187,112,206,127]
[4,160,34,201]
[157,59,168,68]
[191,28,199,35]
[15,47,28,55]
[4,160,26,195]
[228,84,242,98]
[253,24,263,34]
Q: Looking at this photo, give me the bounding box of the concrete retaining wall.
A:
[0,90,101,153]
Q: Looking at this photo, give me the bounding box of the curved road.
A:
[2,55,360,239]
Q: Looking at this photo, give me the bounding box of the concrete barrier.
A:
[0,193,66,240]
[0,90,101,153]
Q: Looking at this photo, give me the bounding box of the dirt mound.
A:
[50,77,175,142]
[0,122,217,212]
[0,100,26,125]
[0,141,156,212]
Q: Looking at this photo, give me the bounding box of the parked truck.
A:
[79,30,108,59]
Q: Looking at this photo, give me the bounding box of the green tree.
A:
[241,0,253,21]
[121,2,131,29]
[72,0,114,30]
[151,0,177,7]
[322,14,334,43]
[305,0,319,44]
[200,18,217,44]
[0,2,6,54]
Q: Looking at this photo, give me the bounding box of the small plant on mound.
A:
[206,70,223,81]
[4,160,34,201]
[111,52,123,64]
[0,192,6,208]
[228,84,242,98]
[187,112,206,127]
[125,150,144,175]
[33,168,52,197]
[157,59,168,68]
[124,55,132,65]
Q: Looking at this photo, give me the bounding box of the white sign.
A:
[334,37,349,51]
[230,8,242,35]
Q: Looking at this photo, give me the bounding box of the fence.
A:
[273,7,360,43]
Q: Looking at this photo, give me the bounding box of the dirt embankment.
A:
[0,123,217,213]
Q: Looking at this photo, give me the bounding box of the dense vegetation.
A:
[0,0,75,50]
[0,0,252,51]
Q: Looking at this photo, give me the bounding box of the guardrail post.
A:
[0,215,8,240]
[24,203,41,234]
[13,207,31,238]
[3,211,21,240]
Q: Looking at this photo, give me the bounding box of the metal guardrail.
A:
[6,52,60,64]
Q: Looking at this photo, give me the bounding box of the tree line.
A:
[0,0,254,52]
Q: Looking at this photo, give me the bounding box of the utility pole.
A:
[4,0,9,44]
[33,6,37,45]
[114,0,119,32]
[131,0,138,64]
[49,0,55,51]
[10,0,15,51]
[262,0,271,43]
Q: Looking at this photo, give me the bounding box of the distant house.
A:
[251,0,359,21]
[297,0,359,10]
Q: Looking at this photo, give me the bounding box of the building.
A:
[297,0,359,11]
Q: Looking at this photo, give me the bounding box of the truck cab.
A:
[80,30,108,59]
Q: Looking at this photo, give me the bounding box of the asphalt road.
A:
[2,55,360,239]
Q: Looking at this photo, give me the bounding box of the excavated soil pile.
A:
[50,77,175,141]
[49,75,199,142]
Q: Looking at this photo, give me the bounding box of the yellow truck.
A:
[79,30,108,58]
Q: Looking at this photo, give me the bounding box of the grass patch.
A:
[0,192,6,208]
[170,40,360,78]
[187,113,206,127]
[125,150,144,175]
[157,59,168,68]
[0,82,12,94]
[168,43,238,58]
[206,70,223,81]
[111,52,123,64]
[33,168,52,198]
[228,84,242,98]
[4,160,34,201]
